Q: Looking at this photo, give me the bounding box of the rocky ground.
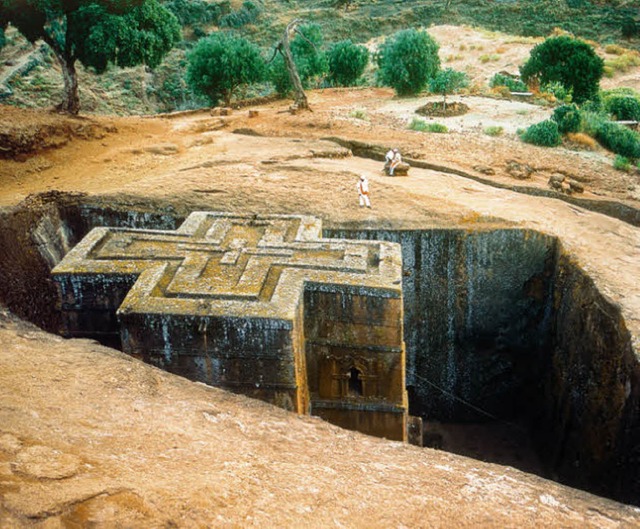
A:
[1,81,640,526]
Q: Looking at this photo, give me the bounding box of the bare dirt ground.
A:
[2,88,640,526]
[2,24,640,526]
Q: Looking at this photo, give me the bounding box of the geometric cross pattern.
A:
[52,212,408,441]
[53,212,401,319]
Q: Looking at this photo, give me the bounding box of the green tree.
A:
[269,22,327,96]
[520,36,604,105]
[376,28,440,96]
[0,0,181,114]
[429,68,468,109]
[186,32,265,106]
[327,39,369,87]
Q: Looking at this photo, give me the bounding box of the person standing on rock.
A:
[358,175,371,208]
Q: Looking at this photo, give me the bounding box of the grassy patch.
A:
[484,125,504,136]
[613,155,632,172]
[350,109,368,120]
[408,118,448,133]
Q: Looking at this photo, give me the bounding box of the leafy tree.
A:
[269,22,327,95]
[0,0,181,114]
[520,36,604,105]
[429,68,468,108]
[376,28,440,96]
[327,39,369,87]
[186,32,265,106]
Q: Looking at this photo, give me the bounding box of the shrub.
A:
[613,155,632,172]
[521,120,561,147]
[490,73,527,92]
[552,104,582,133]
[350,109,367,120]
[408,118,447,133]
[424,122,448,133]
[580,110,606,136]
[186,33,265,106]
[622,17,639,39]
[270,23,327,95]
[605,95,640,121]
[541,81,572,103]
[595,121,640,158]
[219,0,262,28]
[479,54,500,63]
[327,40,369,87]
[408,117,428,131]
[376,28,440,96]
[484,125,504,136]
[165,0,224,26]
[520,36,604,104]
[429,68,469,108]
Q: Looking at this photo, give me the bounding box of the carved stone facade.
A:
[52,212,407,441]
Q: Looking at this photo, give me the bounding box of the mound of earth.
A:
[416,101,470,117]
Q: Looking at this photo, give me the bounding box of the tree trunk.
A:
[42,33,80,115]
[57,56,80,114]
[281,20,309,110]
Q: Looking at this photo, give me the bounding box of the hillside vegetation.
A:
[0,0,639,115]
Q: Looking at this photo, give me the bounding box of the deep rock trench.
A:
[1,192,639,506]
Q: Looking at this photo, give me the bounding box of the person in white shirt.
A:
[389,148,402,176]
[357,175,371,208]
[384,148,394,174]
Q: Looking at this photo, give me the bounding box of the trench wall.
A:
[540,251,640,502]
[327,228,557,421]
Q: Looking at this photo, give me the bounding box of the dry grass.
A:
[566,132,598,151]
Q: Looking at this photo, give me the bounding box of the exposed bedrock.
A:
[0,194,638,504]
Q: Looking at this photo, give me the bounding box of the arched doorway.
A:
[348,367,363,396]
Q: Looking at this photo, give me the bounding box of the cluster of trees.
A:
[0,3,621,130]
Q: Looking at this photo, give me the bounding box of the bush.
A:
[165,0,224,26]
[552,104,582,133]
[489,73,527,92]
[541,81,572,103]
[595,121,640,159]
[186,33,265,106]
[622,17,639,39]
[484,126,504,136]
[605,95,640,121]
[219,0,262,28]
[613,155,632,172]
[520,36,604,104]
[327,40,369,87]
[521,120,561,147]
[376,28,440,96]
[269,23,327,95]
[408,118,447,133]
